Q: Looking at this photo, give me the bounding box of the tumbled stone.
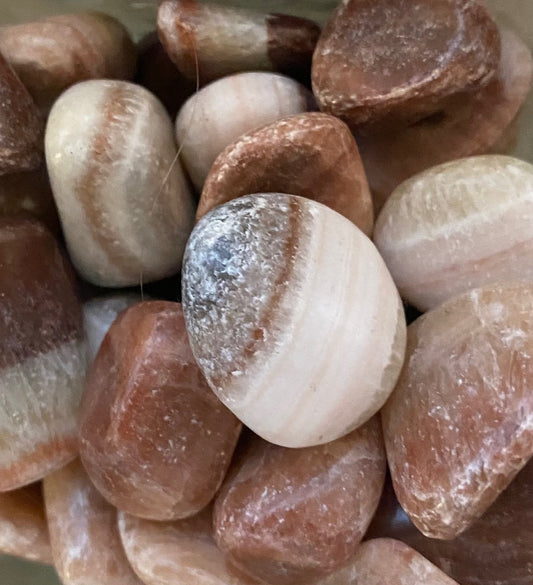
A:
[317,538,459,585]
[198,112,373,235]
[374,155,533,311]
[44,459,142,585]
[366,461,533,585]
[0,219,85,491]
[118,506,258,585]
[0,483,52,564]
[312,0,500,131]
[213,418,386,585]
[357,29,533,210]
[382,282,533,539]
[182,193,405,448]
[79,301,241,520]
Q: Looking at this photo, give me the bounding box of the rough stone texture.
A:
[79,301,241,521]
[317,538,459,585]
[0,12,136,114]
[175,72,314,191]
[0,52,42,176]
[213,418,386,585]
[358,29,533,210]
[44,459,143,585]
[0,483,52,564]
[198,112,373,235]
[182,193,405,448]
[382,282,533,539]
[366,462,533,585]
[45,79,195,287]
[157,0,320,84]
[0,219,85,491]
[118,506,259,585]
[374,155,533,311]
[312,0,501,131]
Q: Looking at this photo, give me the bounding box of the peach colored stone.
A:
[382,282,533,539]
[213,418,386,585]
[44,459,142,585]
[79,301,241,520]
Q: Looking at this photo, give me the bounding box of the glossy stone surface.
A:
[175,72,313,191]
[312,0,500,130]
[375,155,533,311]
[358,29,533,210]
[0,52,42,175]
[0,11,135,114]
[198,112,373,235]
[382,282,533,539]
[318,539,459,585]
[0,483,52,564]
[46,79,195,287]
[183,194,405,448]
[0,219,85,491]
[214,418,386,585]
[79,301,241,520]
[158,0,320,84]
[366,461,533,585]
[119,507,258,585]
[44,459,142,585]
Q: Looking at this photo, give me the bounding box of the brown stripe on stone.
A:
[79,84,142,277]
[0,219,83,370]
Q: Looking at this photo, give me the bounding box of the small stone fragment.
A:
[175,72,314,191]
[312,0,501,130]
[0,219,86,491]
[0,51,42,175]
[382,282,533,539]
[0,483,52,564]
[182,193,405,448]
[374,155,533,311]
[0,12,136,114]
[157,0,320,84]
[317,538,459,585]
[44,459,143,585]
[358,29,533,210]
[198,112,373,235]
[213,418,386,585]
[79,301,241,520]
[45,80,195,287]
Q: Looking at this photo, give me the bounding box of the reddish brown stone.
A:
[44,459,142,585]
[382,282,533,540]
[0,219,85,491]
[213,417,386,585]
[79,301,241,521]
[312,0,500,131]
[198,112,373,235]
[0,482,52,564]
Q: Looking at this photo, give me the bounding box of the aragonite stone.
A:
[182,193,406,448]
[367,461,533,585]
[198,112,373,235]
[213,418,386,585]
[0,483,52,564]
[83,293,142,363]
[374,155,533,311]
[118,507,258,585]
[382,282,533,540]
[79,301,241,521]
[45,79,195,287]
[312,0,501,131]
[0,219,85,491]
[317,539,459,585]
[44,459,142,585]
[175,72,313,191]
[358,29,533,210]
